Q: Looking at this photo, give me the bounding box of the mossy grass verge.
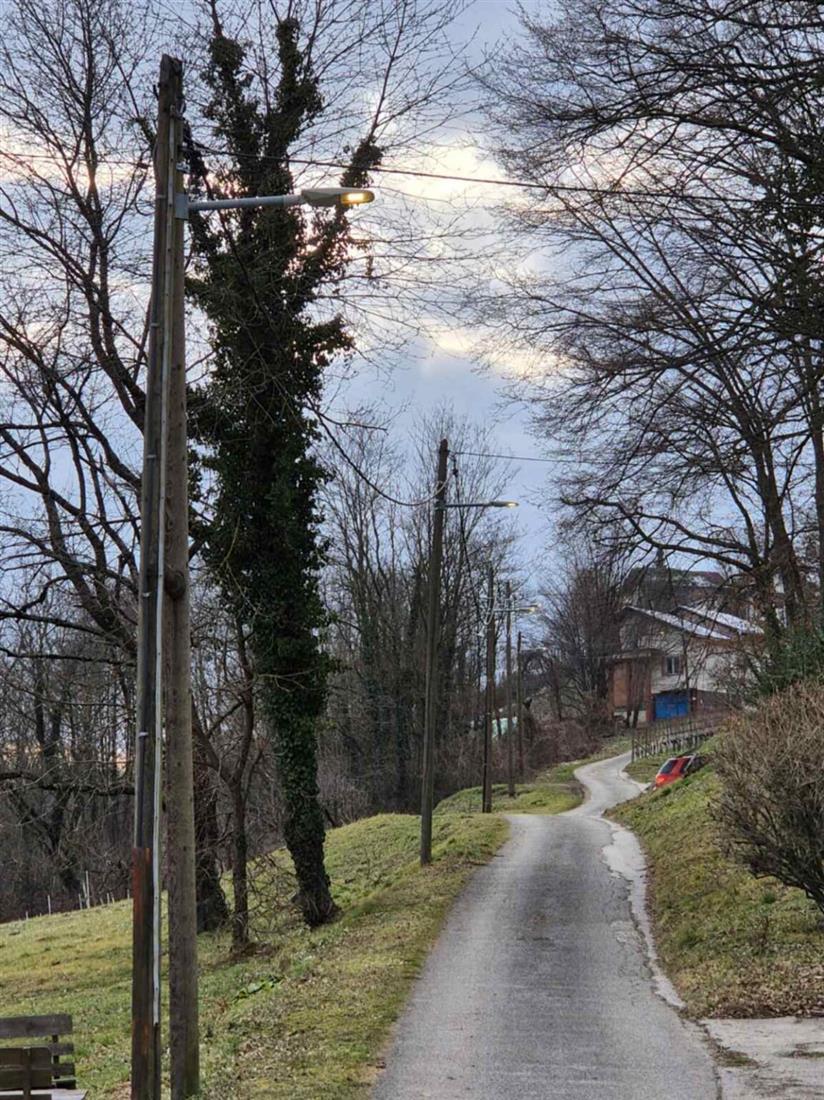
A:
[435,779,580,815]
[0,812,507,1099]
[436,735,633,815]
[611,759,824,1017]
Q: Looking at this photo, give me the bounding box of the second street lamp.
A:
[419,438,519,865]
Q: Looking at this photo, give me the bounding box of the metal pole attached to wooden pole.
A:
[506,582,515,797]
[421,438,449,866]
[482,564,495,813]
[516,631,525,780]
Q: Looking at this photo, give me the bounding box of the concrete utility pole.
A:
[506,582,515,798]
[421,438,449,866]
[132,54,199,1100]
[516,630,525,780]
[482,564,495,813]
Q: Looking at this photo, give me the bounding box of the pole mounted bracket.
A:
[174,193,189,221]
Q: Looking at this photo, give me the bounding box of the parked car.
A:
[654,754,705,788]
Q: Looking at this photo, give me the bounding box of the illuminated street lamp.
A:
[184,186,375,215]
[437,499,518,510]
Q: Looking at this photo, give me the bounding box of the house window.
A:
[664,655,682,676]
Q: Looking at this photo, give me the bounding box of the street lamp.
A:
[437,500,518,510]
[183,186,375,215]
[420,437,519,865]
[480,592,540,808]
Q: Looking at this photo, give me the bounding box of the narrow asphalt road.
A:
[372,751,719,1100]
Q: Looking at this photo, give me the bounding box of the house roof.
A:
[679,605,762,637]
[623,605,730,640]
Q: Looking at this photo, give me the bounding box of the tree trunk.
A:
[230,783,249,949]
[277,712,338,927]
[192,728,229,932]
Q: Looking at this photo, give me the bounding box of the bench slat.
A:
[3,1092,87,1099]
[0,1049,50,1068]
[0,1017,72,1041]
[0,1068,54,1089]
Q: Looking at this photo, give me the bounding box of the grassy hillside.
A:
[0,812,507,1099]
[0,736,635,1097]
[612,758,824,1017]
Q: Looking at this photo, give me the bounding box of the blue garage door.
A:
[653,691,689,720]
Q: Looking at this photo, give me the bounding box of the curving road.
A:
[372,751,719,1100]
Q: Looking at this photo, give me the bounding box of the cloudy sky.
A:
[345,0,555,576]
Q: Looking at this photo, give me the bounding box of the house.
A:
[609,603,762,725]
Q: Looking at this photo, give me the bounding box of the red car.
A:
[654,754,704,788]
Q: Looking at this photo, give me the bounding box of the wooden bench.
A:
[0,1015,86,1099]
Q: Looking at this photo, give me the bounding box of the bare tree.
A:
[480,0,824,640]
[322,409,517,809]
[539,543,627,723]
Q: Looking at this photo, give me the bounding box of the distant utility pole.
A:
[132,54,199,1100]
[421,438,449,866]
[506,581,515,798]
[516,631,525,780]
[482,564,496,813]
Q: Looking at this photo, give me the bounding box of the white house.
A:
[609,604,761,724]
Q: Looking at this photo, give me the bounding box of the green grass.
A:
[435,778,580,815]
[436,735,633,816]
[611,762,824,1018]
[624,750,670,784]
[0,812,507,1099]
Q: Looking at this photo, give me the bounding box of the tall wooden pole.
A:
[163,57,200,1100]
[132,55,199,1100]
[516,631,525,780]
[505,582,515,797]
[421,438,449,865]
[482,564,495,813]
[132,55,177,1100]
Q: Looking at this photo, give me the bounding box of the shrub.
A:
[715,682,824,915]
[753,625,824,696]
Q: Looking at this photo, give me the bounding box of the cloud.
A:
[424,318,552,380]
[384,140,517,209]
[0,127,146,188]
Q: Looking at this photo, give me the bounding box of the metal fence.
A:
[630,712,724,762]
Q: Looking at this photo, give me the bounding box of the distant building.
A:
[609,603,762,725]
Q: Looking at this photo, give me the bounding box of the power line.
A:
[1,145,810,211]
[197,147,760,205]
[452,449,581,464]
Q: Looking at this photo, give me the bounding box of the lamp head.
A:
[301,187,375,208]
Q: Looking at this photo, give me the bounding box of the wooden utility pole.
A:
[132,55,199,1100]
[132,55,175,1100]
[163,56,200,1100]
[421,438,449,865]
[516,631,525,780]
[506,582,515,797]
[482,564,495,813]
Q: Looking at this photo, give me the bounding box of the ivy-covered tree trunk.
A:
[188,11,379,927]
[192,729,230,932]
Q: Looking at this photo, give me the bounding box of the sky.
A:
[344,0,556,579]
[0,0,557,599]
